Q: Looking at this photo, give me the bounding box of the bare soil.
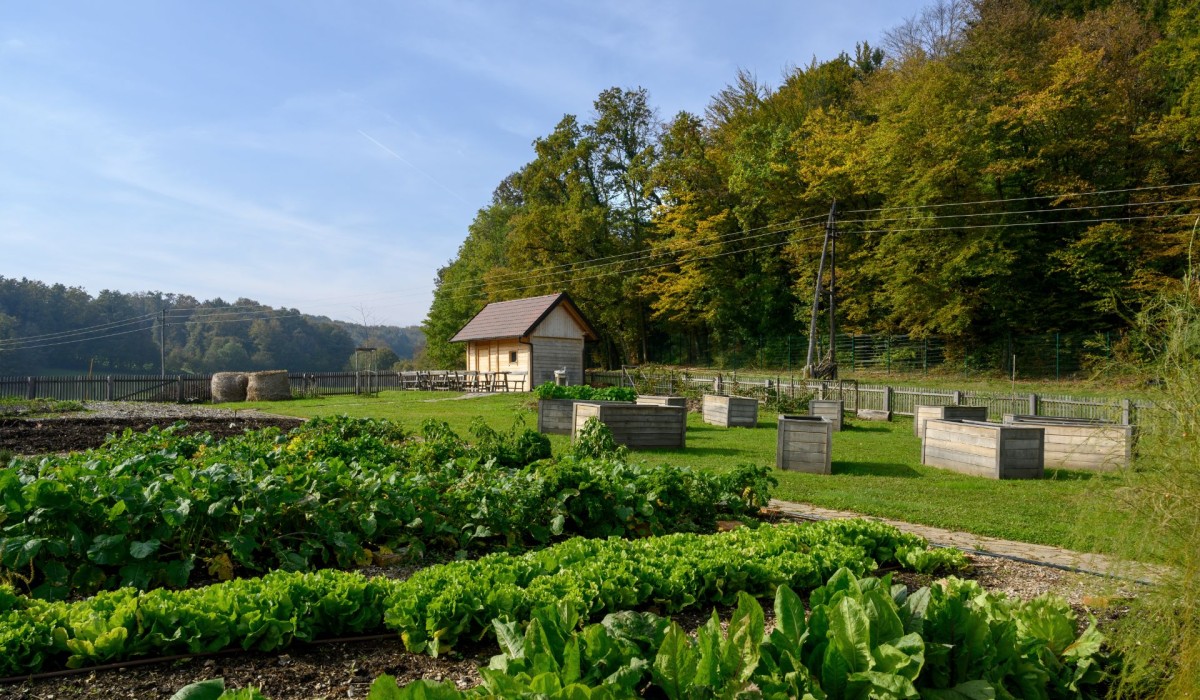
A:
[0,408,1131,699]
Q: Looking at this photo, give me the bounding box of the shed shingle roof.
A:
[450,293,598,342]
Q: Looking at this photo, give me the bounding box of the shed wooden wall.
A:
[531,306,586,386]
[466,339,530,376]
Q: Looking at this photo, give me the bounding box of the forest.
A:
[0,277,424,375]
[421,0,1200,370]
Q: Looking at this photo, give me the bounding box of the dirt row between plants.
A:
[0,414,305,455]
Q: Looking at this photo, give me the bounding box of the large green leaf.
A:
[829,597,873,674]
[652,623,699,700]
[170,678,226,700]
[774,585,808,650]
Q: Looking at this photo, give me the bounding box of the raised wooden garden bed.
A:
[922,419,1044,479]
[776,415,833,474]
[635,395,687,408]
[809,399,844,431]
[572,402,687,449]
[537,398,632,435]
[702,395,759,427]
[914,405,989,439]
[1002,414,1132,471]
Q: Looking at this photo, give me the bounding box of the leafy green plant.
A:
[0,519,964,676]
[183,567,1109,700]
[383,519,965,657]
[568,417,627,460]
[532,382,636,401]
[0,415,777,598]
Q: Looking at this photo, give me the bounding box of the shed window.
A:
[509,351,518,364]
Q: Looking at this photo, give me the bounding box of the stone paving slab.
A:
[769,499,1168,584]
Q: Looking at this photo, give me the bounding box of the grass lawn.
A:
[228,390,1133,556]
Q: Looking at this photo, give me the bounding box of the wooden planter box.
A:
[809,399,844,431]
[572,403,687,449]
[702,395,759,428]
[914,405,989,439]
[922,419,1044,479]
[537,398,632,435]
[635,395,687,408]
[776,415,833,474]
[1002,415,1132,471]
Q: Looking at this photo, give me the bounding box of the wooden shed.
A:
[450,293,599,387]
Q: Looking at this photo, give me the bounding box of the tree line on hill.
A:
[0,277,424,375]
[421,0,1200,370]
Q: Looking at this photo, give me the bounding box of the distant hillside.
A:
[0,276,425,375]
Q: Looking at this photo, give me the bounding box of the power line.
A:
[843,211,1200,237]
[444,212,829,293]
[838,196,1200,226]
[3,198,1198,351]
[475,228,828,301]
[429,216,826,299]
[839,181,1200,216]
[0,321,157,351]
[0,313,158,348]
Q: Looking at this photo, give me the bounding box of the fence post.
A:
[886,337,891,374]
[923,338,928,374]
[1029,393,1039,416]
[787,335,791,371]
[106,376,114,401]
[952,390,962,406]
[884,386,893,415]
[1121,398,1131,426]
[851,335,856,371]
[1055,333,1060,381]
[26,377,36,400]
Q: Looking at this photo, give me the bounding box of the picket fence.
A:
[584,370,1143,426]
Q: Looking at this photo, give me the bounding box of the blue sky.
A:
[2,1,928,327]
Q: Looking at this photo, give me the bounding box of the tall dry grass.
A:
[1102,239,1200,698]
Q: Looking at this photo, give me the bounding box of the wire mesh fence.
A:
[642,331,1115,378]
[586,369,1145,426]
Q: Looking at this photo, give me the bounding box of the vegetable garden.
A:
[0,403,1120,697]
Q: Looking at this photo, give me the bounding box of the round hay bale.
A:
[246,370,292,402]
[211,372,248,403]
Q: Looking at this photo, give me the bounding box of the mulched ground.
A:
[0,415,305,454]
[0,407,1132,699]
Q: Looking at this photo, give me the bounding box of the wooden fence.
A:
[585,370,1145,427]
[0,371,410,403]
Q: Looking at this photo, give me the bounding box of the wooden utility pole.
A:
[804,201,838,378]
[160,309,166,376]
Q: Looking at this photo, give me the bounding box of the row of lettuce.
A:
[0,415,772,599]
[176,565,1108,700]
[0,520,966,676]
